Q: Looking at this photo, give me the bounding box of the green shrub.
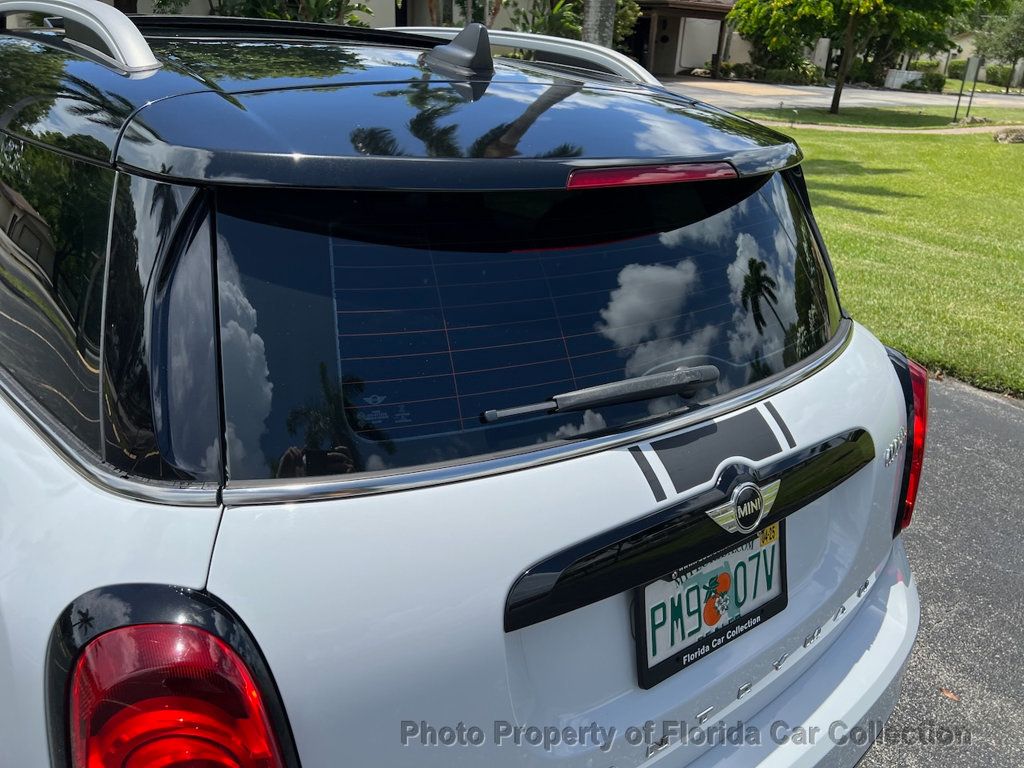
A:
[759,61,825,85]
[732,62,765,81]
[797,60,826,86]
[703,60,735,76]
[848,59,883,86]
[985,64,1013,87]
[900,80,927,92]
[909,60,940,72]
[948,59,967,80]
[921,72,946,92]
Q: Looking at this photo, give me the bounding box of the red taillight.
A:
[897,359,929,531]
[70,624,285,768]
[566,162,737,190]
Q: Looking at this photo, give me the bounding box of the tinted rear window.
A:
[216,174,840,481]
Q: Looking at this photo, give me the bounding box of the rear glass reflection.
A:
[216,175,839,480]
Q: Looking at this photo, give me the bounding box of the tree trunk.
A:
[582,0,616,49]
[829,13,860,115]
[482,83,580,157]
[712,20,728,79]
[487,0,503,26]
[114,0,139,12]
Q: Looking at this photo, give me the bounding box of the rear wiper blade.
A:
[481,365,720,424]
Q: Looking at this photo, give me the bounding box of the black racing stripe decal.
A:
[764,401,796,448]
[504,428,874,632]
[629,447,666,502]
[651,409,782,494]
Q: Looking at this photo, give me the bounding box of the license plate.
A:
[634,521,788,689]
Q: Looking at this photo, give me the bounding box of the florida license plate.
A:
[634,521,788,689]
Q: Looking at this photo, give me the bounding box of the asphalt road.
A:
[661,78,1024,112]
[859,378,1024,767]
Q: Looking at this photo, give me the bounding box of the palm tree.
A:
[747,349,775,384]
[740,258,783,334]
[468,82,582,158]
[379,77,465,158]
[350,127,406,157]
[285,363,395,471]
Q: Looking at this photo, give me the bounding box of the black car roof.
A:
[0,18,800,190]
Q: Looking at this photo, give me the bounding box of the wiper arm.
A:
[481,365,720,424]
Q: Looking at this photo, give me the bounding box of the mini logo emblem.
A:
[733,483,766,533]
[705,479,781,534]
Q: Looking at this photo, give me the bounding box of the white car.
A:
[0,5,925,768]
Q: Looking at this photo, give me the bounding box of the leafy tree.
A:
[976,0,1024,93]
[729,0,970,113]
[952,0,1011,34]
[154,39,365,82]
[154,0,373,26]
[0,40,65,129]
[507,0,579,38]
[728,0,825,69]
[453,0,507,24]
[505,0,639,51]
[284,364,396,476]
[613,0,642,53]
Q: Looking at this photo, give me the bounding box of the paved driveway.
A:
[661,78,1024,112]
[860,378,1024,767]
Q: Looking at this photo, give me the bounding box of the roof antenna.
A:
[424,22,494,76]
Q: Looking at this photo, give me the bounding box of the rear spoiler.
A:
[116,143,803,192]
[112,18,802,190]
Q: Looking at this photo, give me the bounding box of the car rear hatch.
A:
[201,169,910,768]
[127,43,910,768]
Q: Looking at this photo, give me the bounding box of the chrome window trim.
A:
[221,319,854,506]
[0,320,852,508]
[0,366,220,507]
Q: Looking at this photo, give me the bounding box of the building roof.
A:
[639,0,734,19]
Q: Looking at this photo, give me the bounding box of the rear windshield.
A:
[216,173,841,481]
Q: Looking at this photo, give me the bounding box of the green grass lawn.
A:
[944,78,1024,96]
[739,105,1024,129]
[790,129,1024,396]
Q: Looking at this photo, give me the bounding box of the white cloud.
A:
[596,260,699,348]
[660,198,750,250]
[552,409,608,439]
[218,235,273,478]
[625,324,720,378]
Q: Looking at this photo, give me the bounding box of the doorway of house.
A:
[624,16,652,71]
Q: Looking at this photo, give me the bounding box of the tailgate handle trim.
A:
[504,428,875,632]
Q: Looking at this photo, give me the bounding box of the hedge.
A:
[921,72,946,92]
[985,64,1013,87]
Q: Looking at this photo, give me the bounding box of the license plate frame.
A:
[633,520,789,689]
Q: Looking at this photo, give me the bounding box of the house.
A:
[17,0,753,77]
[622,0,751,76]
